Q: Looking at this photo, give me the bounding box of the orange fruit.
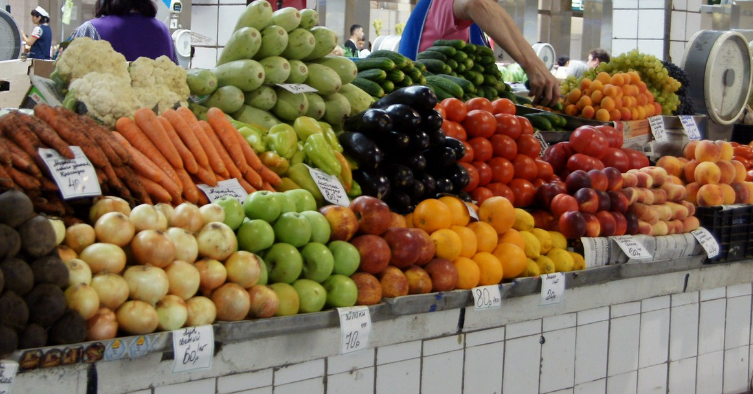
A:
[498,228,526,250]
[590,90,603,105]
[611,73,626,86]
[389,212,407,229]
[451,225,478,258]
[478,196,515,235]
[453,257,480,289]
[413,199,452,233]
[492,243,527,279]
[472,252,503,285]
[467,221,498,253]
[596,72,612,85]
[405,213,414,228]
[568,88,582,103]
[580,78,592,90]
[439,196,471,226]
[589,80,603,92]
[430,229,462,261]
[595,108,611,122]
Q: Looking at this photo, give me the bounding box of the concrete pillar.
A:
[582,0,612,59]
[539,0,571,65]
[345,0,370,44]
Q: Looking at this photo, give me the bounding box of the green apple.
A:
[273,212,312,247]
[284,189,317,212]
[322,274,358,308]
[237,219,275,253]
[214,195,245,230]
[265,243,303,284]
[292,279,327,313]
[328,241,360,276]
[257,255,269,285]
[271,192,297,215]
[301,242,334,282]
[244,190,281,223]
[300,211,331,244]
[269,283,300,316]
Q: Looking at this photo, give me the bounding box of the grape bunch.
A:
[661,60,694,115]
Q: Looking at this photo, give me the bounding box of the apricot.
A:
[715,160,735,184]
[685,183,701,205]
[731,160,747,182]
[684,160,700,183]
[695,140,722,163]
[720,184,735,205]
[694,162,721,185]
[697,184,724,207]
[715,140,734,161]
[683,216,700,232]
[683,140,699,160]
[680,200,696,216]
[729,182,750,204]
[667,175,684,186]
[656,156,684,178]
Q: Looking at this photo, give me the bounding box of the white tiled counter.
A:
[10,261,753,394]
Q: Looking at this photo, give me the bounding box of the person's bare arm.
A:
[453,0,561,106]
[22,32,38,46]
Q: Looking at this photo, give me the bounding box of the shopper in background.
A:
[566,60,588,79]
[557,56,570,68]
[344,25,364,55]
[22,6,52,60]
[586,48,610,69]
[69,0,177,63]
[399,0,560,107]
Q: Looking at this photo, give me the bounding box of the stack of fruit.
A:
[724,141,753,177]
[561,71,663,121]
[353,50,427,99]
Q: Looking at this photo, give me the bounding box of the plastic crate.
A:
[695,205,753,263]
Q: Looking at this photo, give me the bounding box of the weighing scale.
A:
[682,30,752,140]
[532,43,555,70]
[0,8,22,61]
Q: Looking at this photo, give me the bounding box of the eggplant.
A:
[416,173,436,197]
[373,130,410,151]
[444,137,466,161]
[410,179,426,200]
[386,164,414,189]
[447,163,470,192]
[353,170,391,200]
[424,146,456,169]
[372,86,438,112]
[435,177,454,195]
[384,104,421,131]
[343,109,392,134]
[387,191,412,214]
[456,191,473,203]
[404,153,427,174]
[420,109,444,132]
[426,127,446,147]
[409,130,430,151]
[339,132,384,170]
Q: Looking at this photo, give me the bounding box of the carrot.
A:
[238,177,256,194]
[114,132,183,203]
[32,196,66,217]
[57,108,124,167]
[33,104,109,167]
[163,109,209,168]
[177,107,227,177]
[207,107,250,174]
[137,175,172,203]
[232,125,263,171]
[158,116,198,174]
[0,165,15,189]
[196,166,218,186]
[243,167,263,189]
[2,114,42,159]
[95,168,106,185]
[9,148,42,177]
[7,166,40,190]
[115,166,150,204]
[259,166,282,186]
[261,182,276,192]
[41,177,58,192]
[197,192,210,206]
[134,107,183,169]
[78,116,132,165]
[0,135,12,166]
[16,111,74,159]
[199,120,244,181]
[115,117,183,192]
[176,168,200,204]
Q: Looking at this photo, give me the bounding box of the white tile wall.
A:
[612,40,639,57]
[507,319,542,339]
[217,5,245,46]
[575,321,609,385]
[670,11,686,41]
[192,47,218,69]
[685,13,702,40]
[639,309,670,368]
[154,379,215,394]
[638,10,665,40]
[725,296,751,349]
[722,346,749,394]
[728,283,752,298]
[327,348,375,375]
[640,0,665,8]
[191,5,218,46]
[544,313,577,332]
[668,357,697,394]
[504,335,542,394]
[669,41,686,64]
[238,387,272,394]
[614,0,639,8]
[423,334,464,356]
[637,364,667,394]
[464,342,504,393]
[686,0,702,12]
[274,359,324,386]
[609,315,641,376]
[218,369,273,393]
[607,371,638,394]
[219,0,245,4]
[613,11,639,39]
[540,328,577,393]
[642,296,670,312]
[701,287,727,301]
[673,0,687,11]
[612,302,642,318]
[376,359,420,394]
[326,368,374,394]
[672,291,698,307]
[273,377,324,394]
[377,340,421,364]
[671,303,699,361]
[575,379,606,394]
[577,307,609,325]
[192,0,218,4]
[638,40,665,60]
[699,299,727,355]
[466,326,505,347]
[696,351,724,394]
[421,350,464,394]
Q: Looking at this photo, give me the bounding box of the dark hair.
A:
[589,48,610,64]
[557,56,569,67]
[31,10,50,23]
[350,24,362,35]
[96,0,157,18]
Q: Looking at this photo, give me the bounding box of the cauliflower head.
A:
[55,37,130,84]
[130,56,190,113]
[69,72,140,128]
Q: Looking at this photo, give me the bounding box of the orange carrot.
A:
[33,104,108,167]
[17,111,75,159]
[238,177,256,194]
[32,196,66,216]
[95,168,106,185]
[0,165,15,189]
[9,148,41,177]
[176,168,200,204]
[134,107,183,169]
[207,107,250,174]
[57,108,125,167]
[113,132,183,203]
[243,167,263,189]
[7,166,40,190]
[197,192,210,206]
[0,135,12,166]
[196,166,218,186]
[163,109,209,168]
[232,125,263,171]
[261,182,276,192]
[177,107,227,177]
[137,175,172,203]
[259,166,281,186]
[158,116,198,174]
[1,114,42,159]
[199,120,244,181]
[79,115,132,165]
[115,117,183,192]
[103,163,130,198]
[41,177,58,192]
[115,166,149,203]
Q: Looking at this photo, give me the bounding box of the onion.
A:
[195,258,227,295]
[86,307,118,341]
[64,258,92,286]
[199,204,225,226]
[95,212,135,246]
[131,230,176,268]
[225,251,262,289]
[116,300,159,335]
[156,211,168,231]
[65,224,96,254]
[186,296,216,326]
[79,243,127,274]
[130,204,164,232]
[211,283,250,321]
[49,218,66,245]
[124,265,169,305]
[65,283,100,320]
[170,203,204,234]
[248,285,279,318]
[165,260,200,300]
[166,228,198,263]
[155,203,174,223]
[90,196,131,223]
[91,273,130,310]
[196,222,237,261]
[156,295,188,331]
[57,245,78,262]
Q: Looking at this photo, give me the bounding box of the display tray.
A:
[537,130,571,143]
[514,104,610,130]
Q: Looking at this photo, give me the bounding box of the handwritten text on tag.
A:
[39,146,101,199]
[197,178,249,202]
[648,116,668,143]
[679,116,701,140]
[338,306,371,354]
[276,84,318,94]
[472,285,501,310]
[307,165,350,207]
[691,227,720,259]
[612,235,652,260]
[540,273,565,305]
[172,325,214,373]
[0,361,18,394]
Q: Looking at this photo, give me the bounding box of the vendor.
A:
[586,48,610,69]
[22,7,52,60]
[399,0,560,106]
[69,0,177,63]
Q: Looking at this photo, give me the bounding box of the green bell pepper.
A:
[239,126,267,153]
[265,124,299,159]
[293,116,323,142]
[290,142,307,166]
[347,180,362,198]
[318,121,343,153]
[304,133,341,176]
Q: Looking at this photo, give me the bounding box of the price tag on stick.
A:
[678,115,702,140]
[648,116,668,143]
[540,273,565,306]
[276,83,318,94]
[533,131,550,157]
[472,285,501,310]
[338,306,371,355]
[0,360,19,393]
[691,227,720,259]
[612,235,652,260]
[39,146,101,199]
[307,165,350,207]
[172,325,214,373]
[197,179,249,202]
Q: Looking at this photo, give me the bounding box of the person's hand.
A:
[525,61,561,108]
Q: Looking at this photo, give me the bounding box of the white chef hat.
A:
[34,6,50,18]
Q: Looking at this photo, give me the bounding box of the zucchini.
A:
[357,69,387,83]
[380,80,395,94]
[407,67,422,81]
[415,59,446,74]
[435,74,476,94]
[387,69,405,83]
[446,59,458,70]
[483,73,497,86]
[426,76,463,98]
[456,64,466,73]
[417,51,447,62]
[426,82,455,101]
[477,55,495,65]
[367,50,410,69]
[426,46,457,57]
[472,64,485,73]
[452,51,468,62]
[351,77,385,98]
[355,58,395,72]
[433,39,466,50]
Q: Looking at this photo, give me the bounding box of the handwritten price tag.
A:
[276,83,318,94]
[533,131,550,157]
[307,165,350,207]
[338,306,371,355]
[465,202,479,221]
[679,116,701,140]
[172,325,214,373]
[472,285,501,310]
[39,146,101,199]
[648,116,668,143]
[612,235,652,260]
[540,273,565,306]
[197,179,249,203]
[691,227,720,259]
[0,361,18,394]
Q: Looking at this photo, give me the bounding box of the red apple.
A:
[382,228,421,268]
[351,272,382,305]
[404,266,433,294]
[582,213,601,237]
[378,266,409,298]
[410,228,435,266]
[350,235,391,274]
[574,188,600,214]
[565,170,592,194]
[320,205,359,241]
[596,211,616,236]
[424,258,459,292]
[350,196,392,235]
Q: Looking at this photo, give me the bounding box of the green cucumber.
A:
[446,59,458,70]
[426,46,457,57]
[417,51,447,62]
[357,69,387,83]
[426,82,454,101]
[464,58,474,69]
[516,95,533,105]
[452,51,468,62]
[433,39,466,50]
[426,75,463,98]
[477,55,495,65]
[407,67,422,81]
[351,77,384,98]
[524,113,553,131]
[463,71,484,86]
[435,74,475,94]
[380,80,395,94]
[367,50,409,69]
[355,58,395,72]
[483,73,497,86]
[442,65,452,74]
[476,46,494,56]
[387,69,405,83]
[456,64,466,73]
[415,59,447,74]
[472,64,485,73]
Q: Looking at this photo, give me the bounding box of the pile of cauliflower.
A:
[57,37,190,127]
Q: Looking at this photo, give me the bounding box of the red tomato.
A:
[465,97,494,113]
[491,98,516,115]
[488,157,514,184]
[569,126,609,159]
[535,159,554,181]
[494,113,522,139]
[516,116,534,135]
[508,178,536,207]
[487,183,515,202]
[512,154,538,181]
[490,134,517,160]
[621,148,649,170]
[441,98,467,122]
[469,137,493,162]
[472,161,492,186]
[567,153,605,172]
[459,141,474,163]
[600,148,630,172]
[434,104,447,120]
[442,120,460,139]
[733,156,751,168]
[462,110,497,138]
[543,142,575,175]
[748,170,753,181]
[470,187,494,205]
[460,162,479,192]
[595,125,623,148]
[516,134,542,158]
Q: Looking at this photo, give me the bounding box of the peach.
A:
[665,202,689,221]
[683,216,700,232]
[596,211,616,236]
[620,187,640,205]
[603,167,624,191]
[636,188,654,205]
[640,166,668,186]
[684,160,700,183]
[731,160,747,182]
[715,140,733,161]
[746,182,753,203]
[637,220,654,235]
[650,188,667,205]
[608,191,630,214]
[668,219,684,235]
[652,220,669,236]
[565,170,592,194]
[628,203,659,224]
[656,156,684,177]
[550,194,579,218]
[531,210,557,230]
[611,212,627,235]
[680,200,696,216]
[685,183,701,205]
[582,212,601,237]
[629,170,654,188]
[720,184,735,205]
[697,184,724,206]
[653,204,672,221]
[730,182,751,204]
[694,162,721,185]
[660,182,688,202]
[695,140,721,163]
[621,173,638,188]
[667,175,684,186]
[716,160,735,184]
[683,140,699,160]
[678,157,689,166]
[588,170,609,191]
[625,213,639,235]
[558,211,587,239]
[595,190,611,212]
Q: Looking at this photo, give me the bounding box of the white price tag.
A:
[197,178,249,202]
[612,235,652,260]
[276,83,318,94]
[472,285,501,310]
[338,306,371,354]
[540,273,565,305]
[648,116,668,143]
[307,165,350,207]
[39,146,101,199]
[581,237,611,268]
[0,361,18,394]
[533,131,550,157]
[691,227,720,259]
[172,325,214,373]
[678,115,701,140]
[465,202,479,221]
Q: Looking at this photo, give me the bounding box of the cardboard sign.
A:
[307,165,350,207]
[0,361,18,394]
[648,116,668,143]
[678,116,701,140]
[612,235,652,260]
[540,273,565,305]
[691,227,720,259]
[172,325,214,373]
[276,84,318,94]
[197,179,248,203]
[338,306,371,354]
[39,146,101,199]
[472,285,502,310]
